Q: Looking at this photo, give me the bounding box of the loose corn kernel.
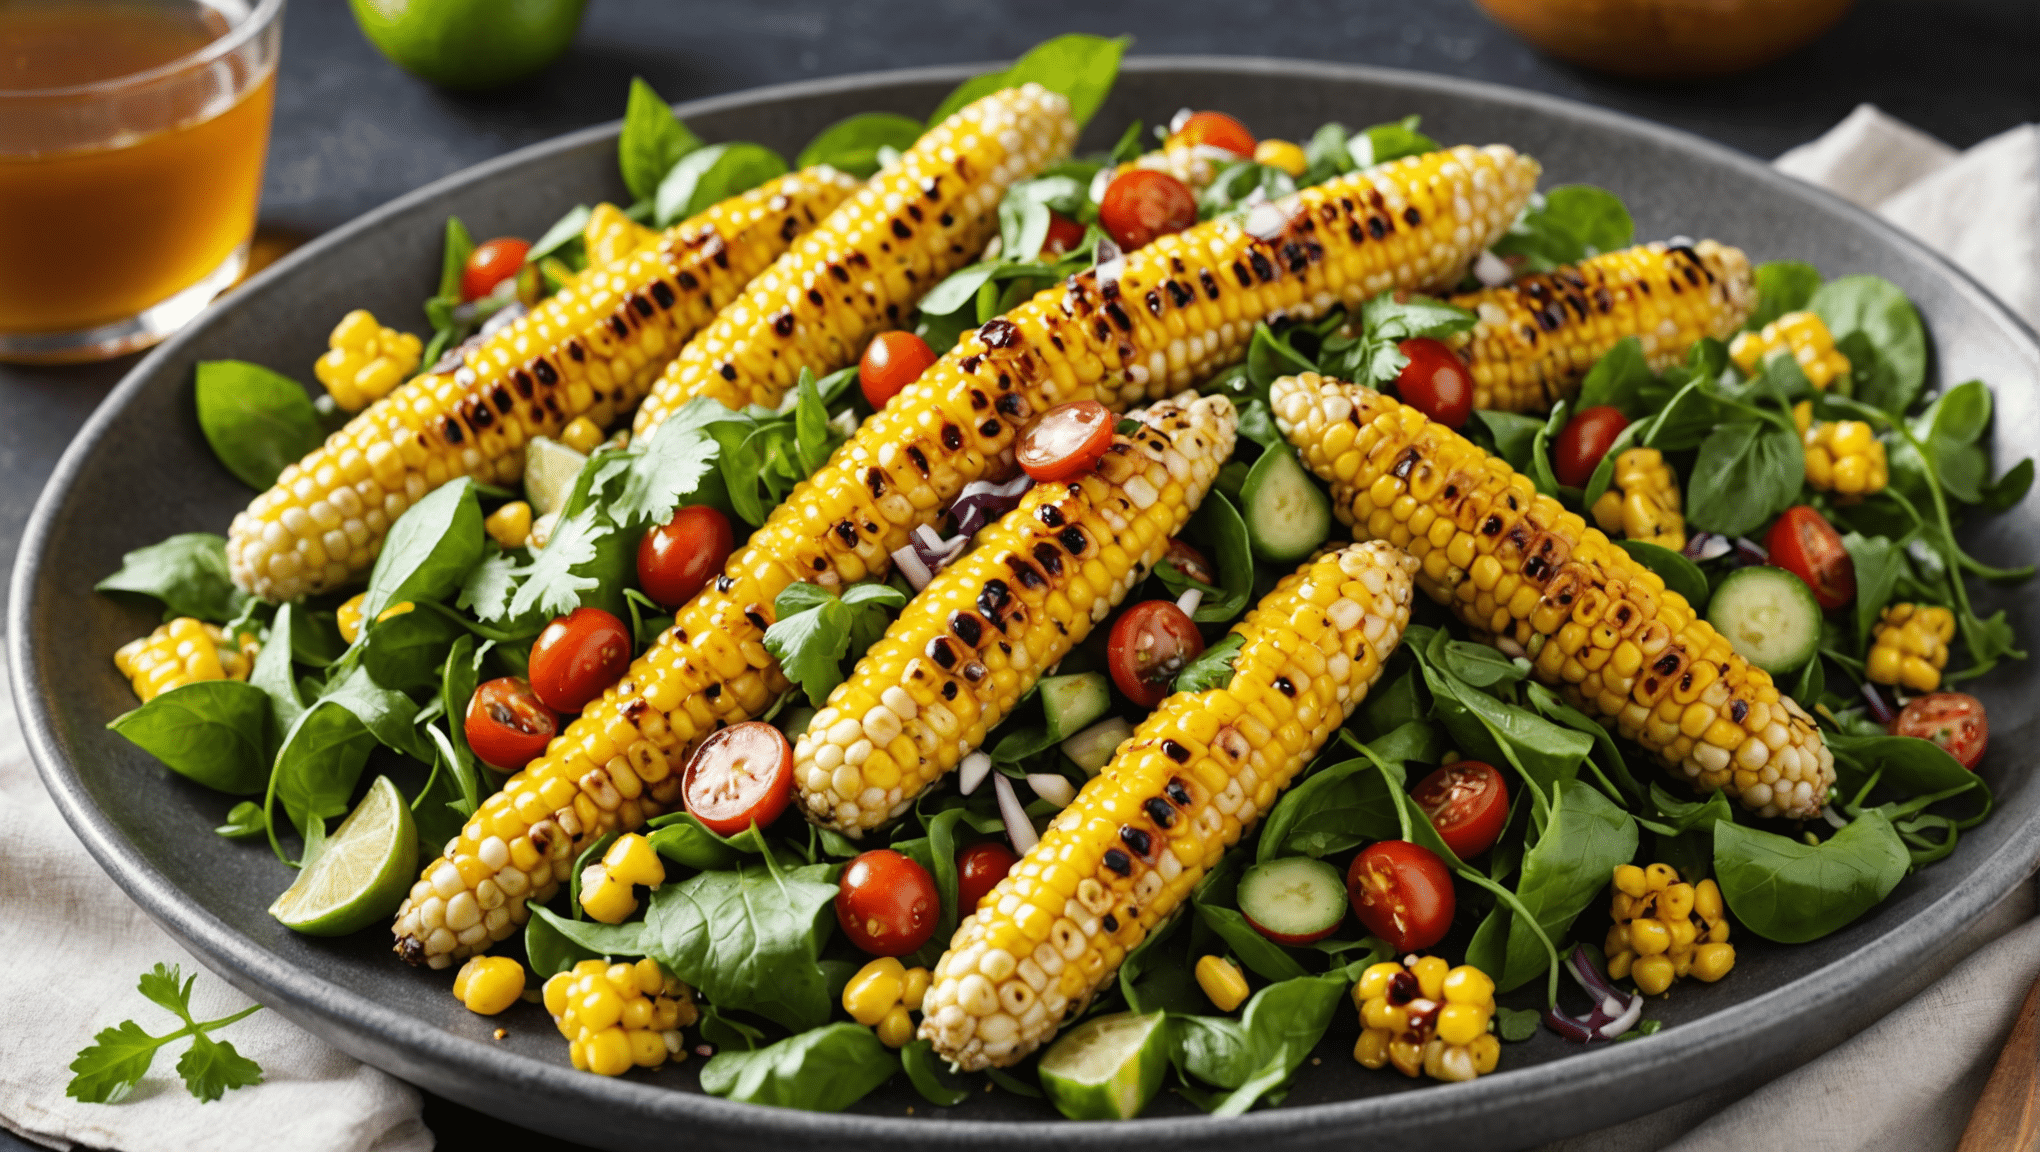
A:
[1691,942,1737,982]
[900,966,931,1012]
[602,833,665,888]
[453,956,527,1015]
[1353,955,1497,1082]
[314,309,423,412]
[1254,138,1307,176]
[844,957,907,1026]
[560,417,605,455]
[1196,955,1251,1013]
[336,593,367,644]
[1795,401,1888,498]
[113,617,258,703]
[1730,311,1850,390]
[1867,603,1955,693]
[877,1004,916,1048]
[579,868,637,924]
[486,501,534,549]
[1605,863,1734,994]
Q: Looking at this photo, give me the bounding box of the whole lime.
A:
[350,0,586,91]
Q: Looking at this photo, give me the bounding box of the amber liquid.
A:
[0,2,275,333]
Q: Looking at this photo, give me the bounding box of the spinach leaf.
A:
[267,700,377,841]
[1490,186,1633,272]
[1842,532,1906,647]
[763,581,908,706]
[528,905,645,961]
[1173,632,1244,694]
[1246,322,1320,392]
[1522,682,1642,803]
[435,216,475,302]
[1471,410,1546,468]
[1714,810,1909,943]
[1191,853,1310,982]
[919,263,1000,318]
[1357,114,1439,167]
[215,801,267,840]
[96,533,247,624]
[1828,732,1990,820]
[1154,491,1253,623]
[1895,380,1992,505]
[357,606,464,693]
[901,1040,971,1106]
[797,112,924,178]
[646,860,840,1031]
[700,1023,896,1112]
[527,204,591,266]
[1120,912,1204,1016]
[1748,261,1822,331]
[318,663,428,762]
[1685,419,1803,537]
[194,361,325,491]
[618,77,703,204]
[249,602,304,738]
[1528,400,1569,498]
[1809,275,1927,416]
[1637,783,1732,838]
[429,635,485,825]
[1410,627,1592,812]
[1494,779,1636,991]
[360,479,484,622]
[108,680,271,795]
[1438,638,1526,689]
[927,34,1128,129]
[655,142,790,228]
[1574,337,1654,415]
[645,815,743,872]
[523,907,597,979]
[1255,741,1428,865]
[1616,540,1710,608]
[1170,971,1351,1115]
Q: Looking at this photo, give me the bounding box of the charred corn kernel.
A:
[1353,955,1497,1083]
[1590,448,1685,551]
[1867,603,1955,692]
[315,309,424,412]
[921,542,1419,1069]
[877,1004,916,1048]
[336,592,366,643]
[796,393,1238,833]
[114,617,258,703]
[452,955,526,1015]
[485,501,533,549]
[230,170,856,603]
[560,416,605,455]
[1730,310,1850,390]
[1795,401,1888,497]
[1254,138,1307,176]
[583,202,659,268]
[1606,866,1734,994]
[544,959,696,1076]
[578,868,637,924]
[602,833,665,888]
[1448,241,1754,414]
[1273,371,1836,819]
[635,85,1077,433]
[844,956,907,1026]
[1196,955,1251,1012]
[900,966,931,1012]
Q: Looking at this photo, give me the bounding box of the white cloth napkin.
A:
[0,657,430,1152]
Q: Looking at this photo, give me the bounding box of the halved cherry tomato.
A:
[1018,400,1115,482]
[1411,761,1509,859]
[528,607,631,713]
[860,330,938,410]
[1766,505,1855,609]
[682,721,795,836]
[1107,600,1205,707]
[956,841,1020,913]
[836,849,939,956]
[1163,537,1218,586]
[1041,210,1085,258]
[463,677,558,771]
[637,504,734,608]
[1554,405,1631,489]
[1891,692,1988,770]
[1394,337,1473,430]
[1347,840,1455,953]
[461,237,530,302]
[1170,110,1257,157]
[1098,169,1197,251]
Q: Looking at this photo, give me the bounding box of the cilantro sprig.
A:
[68,964,264,1105]
[1318,291,1478,386]
[763,582,909,706]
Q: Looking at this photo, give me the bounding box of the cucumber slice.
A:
[1040,672,1111,741]
[1038,1011,1169,1120]
[1708,565,1822,674]
[1239,446,1332,562]
[1237,857,1346,944]
[1062,716,1133,775]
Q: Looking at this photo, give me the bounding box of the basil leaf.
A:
[96,533,247,624]
[927,34,1128,129]
[655,142,789,228]
[1747,260,1823,331]
[1714,810,1909,943]
[618,77,703,204]
[797,112,924,179]
[1616,540,1710,608]
[360,478,484,621]
[108,680,271,795]
[646,861,840,1031]
[1808,275,1927,415]
[701,1023,895,1112]
[194,361,324,491]
[1685,419,1803,537]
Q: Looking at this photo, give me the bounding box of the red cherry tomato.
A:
[528,607,631,713]
[1170,111,1257,157]
[956,841,1020,914]
[637,504,734,609]
[1347,840,1456,953]
[461,237,530,303]
[1891,692,1989,770]
[1098,169,1198,251]
[1017,400,1116,482]
[682,721,795,836]
[1554,405,1631,489]
[1107,600,1205,708]
[860,330,938,410]
[1041,210,1085,258]
[836,849,939,957]
[1163,537,1218,586]
[463,677,558,771]
[1394,337,1473,430]
[1411,761,1509,859]
[1766,505,1856,609]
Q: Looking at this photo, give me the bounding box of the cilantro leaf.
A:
[69,966,266,1105]
[763,583,908,706]
[136,963,195,1023]
[1321,291,1477,386]
[177,1033,264,1103]
[508,511,610,620]
[457,551,519,621]
[607,422,720,528]
[1174,632,1243,693]
[67,1020,163,1104]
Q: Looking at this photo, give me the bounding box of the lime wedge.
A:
[1038,1010,1169,1120]
[269,776,418,936]
[523,436,588,517]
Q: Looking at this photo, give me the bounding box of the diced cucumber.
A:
[1040,672,1111,741]
[1062,717,1133,775]
[1239,446,1331,562]
[1707,565,1822,674]
[1237,857,1347,944]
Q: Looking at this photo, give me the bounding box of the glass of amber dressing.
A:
[0,0,283,363]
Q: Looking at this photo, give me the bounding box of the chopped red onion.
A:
[1026,773,1076,808]
[1732,536,1771,566]
[1167,106,1194,134]
[1683,532,1733,562]
[1473,250,1513,288]
[1244,200,1295,241]
[993,772,1039,854]
[950,473,1033,539]
[1546,945,1645,1044]
[958,751,993,796]
[1861,680,1897,725]
[1175,589,1204,618]
[890,544,934,593]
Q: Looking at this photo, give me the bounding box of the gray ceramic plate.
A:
[11,59,2040,1152]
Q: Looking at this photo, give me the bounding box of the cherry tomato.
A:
[1554,405,1631,489]
[682,721,795,836]
[637,504,734,608]
[1347,840,1456,953]
[859,330,938,410]
[956,841,1020,913]
[1891,692,1989,770]
[1411,761,1509,859]
[528,607,631,713]
[461,237,530,303]
[1170,110,1257,157]
[1098,169,1197,251]
[1041,210,1085,258]
[1766,505,1855,609]
[1163,537,1218,586]
[1017,400,1116,482]
[463,677,558,771]
[1107,600,1205,707]
[836,849,939,957]
[1393,337,1473,430]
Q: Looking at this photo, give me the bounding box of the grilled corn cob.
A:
[1867,603,1954,692]
[633,85,1078,433]
[1729,310,1850,390]
[542,958,698,1077]
[583,203,658,269]
[920,542,1419,1069]
[314,310,424,413]
[389,145,1536,967]
[1794,401,1888,497]
[795,393,1238,835]
[1272,371,1836,819]
[1446,241,1754,414]
[1590,447,1687,551]
[1353,956,1500,1082]
[227,168,858,602]
[1605,863,1734,994]
[113,618,257,703]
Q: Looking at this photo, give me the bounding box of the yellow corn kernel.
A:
[315,310,424,412]
[602,833,665,888]
[560,417,605,455]
[542,971,572,1017]
[1441,965,1495,1005]
[1410,955,1450,1000]
[900,966,931,1012]
[113,617,254,703]
[1694,878,1724,921]
[1612,864,1648,899]
[1351,955,1497,1082]
[1730,311,1850,390]
[1436,1003,1487,1047]
[1355,1028,1390,1069]
[1691,942,1737,982]
[1632,954,1676,995]
[1866,603,1955,692]
[1196,955,1250,1013]
[1253,138,1307,176]
[844,956,907,1026]
[1629,917,1671,956]
[579,870,637,924]
[486,501,534,549]
[1644,863,1677,891]
[337,593,367,644]
[877,1004,916,1049]
[453,956,527,1016]
[585,1026,633,1076]
[1470,1033,1501,1075]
